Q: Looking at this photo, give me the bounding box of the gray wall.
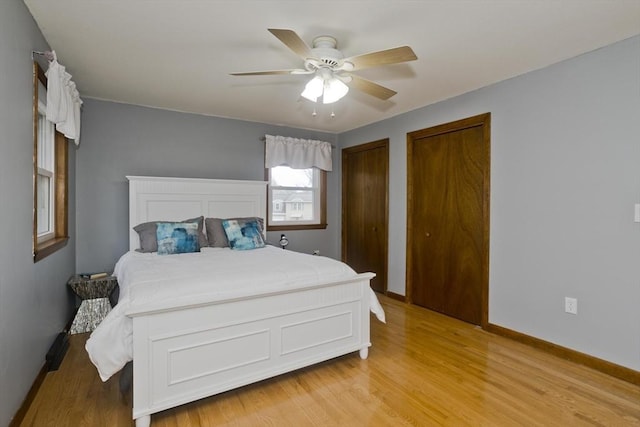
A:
[75,100,340,272]
[339,36,640,371]
[0,1,76,424]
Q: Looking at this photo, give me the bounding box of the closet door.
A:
[342,139,389,294]
[407,114,490,325]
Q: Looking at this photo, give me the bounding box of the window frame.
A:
[33,61,69,262]
[265,166,327,231]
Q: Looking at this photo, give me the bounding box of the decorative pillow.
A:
[134,216,206,252]
[205,217,264,248]
[221,219,265,250]
[156,222,200,255]
[133,221,159,253]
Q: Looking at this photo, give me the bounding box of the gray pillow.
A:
[205,217,264,248]
[133,221,159,252]
[134,216,207,252]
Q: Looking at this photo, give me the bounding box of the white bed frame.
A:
[126,176,375,427]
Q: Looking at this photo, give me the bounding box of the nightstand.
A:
[67,274,118,334]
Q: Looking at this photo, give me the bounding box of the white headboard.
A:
[127,176,268,251]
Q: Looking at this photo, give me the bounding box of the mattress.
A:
[86,246,385,381]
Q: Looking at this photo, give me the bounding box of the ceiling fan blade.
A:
[268,29,312,59]
[230,69,312,76]
[348,75,397,100]
[342,46,417,71]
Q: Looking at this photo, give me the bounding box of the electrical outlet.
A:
[564,297,578,315]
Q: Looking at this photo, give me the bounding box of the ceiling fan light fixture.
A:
[322,77,349,104]
[301,69,349,104]
[301,75,324,102]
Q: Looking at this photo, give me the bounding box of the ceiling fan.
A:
[231,29,417,104]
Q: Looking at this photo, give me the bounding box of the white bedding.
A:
[86,246,385,381]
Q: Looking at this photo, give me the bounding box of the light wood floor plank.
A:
[20,295,640,426]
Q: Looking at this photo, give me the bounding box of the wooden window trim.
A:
[265,168,327,231]
[33,61,69,262]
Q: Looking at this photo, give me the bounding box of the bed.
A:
[85,176,383,427]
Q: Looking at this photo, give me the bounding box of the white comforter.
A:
[86,246,385,381]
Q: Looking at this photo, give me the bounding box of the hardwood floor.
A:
[20,296,640,426]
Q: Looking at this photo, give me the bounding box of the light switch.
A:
[635,204,640,223]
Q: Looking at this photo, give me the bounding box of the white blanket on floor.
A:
[86,246,385,381]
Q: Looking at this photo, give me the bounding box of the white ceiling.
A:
[24,0,640,134]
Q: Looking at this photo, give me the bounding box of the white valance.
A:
[45,51,82,146]
[264,134,332,171]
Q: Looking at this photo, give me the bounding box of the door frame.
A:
[342,138,389,294]
[406,113,491,327]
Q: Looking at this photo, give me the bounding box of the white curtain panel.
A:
[264,134,332,171]
[45,51,82,146]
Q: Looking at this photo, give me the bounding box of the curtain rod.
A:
[31,50,55,62]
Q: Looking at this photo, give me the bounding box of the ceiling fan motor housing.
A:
[307,35,344,70]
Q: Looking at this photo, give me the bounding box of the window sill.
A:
[34,236,69,262]
[267,223,327,232]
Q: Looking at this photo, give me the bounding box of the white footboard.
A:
[129,273,375,425]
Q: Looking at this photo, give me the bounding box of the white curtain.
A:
[45,51,82,146]
[264,134,332,171]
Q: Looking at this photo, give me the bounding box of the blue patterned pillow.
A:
[221,219,265,250]
[156,222,200,255]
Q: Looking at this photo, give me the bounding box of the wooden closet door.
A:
[342,139,389,294]
[407,114,490,325]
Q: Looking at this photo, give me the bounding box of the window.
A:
[33,61,69,262]
[36,90,55,242]
[267,166,326,230]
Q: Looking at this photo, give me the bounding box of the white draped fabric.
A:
[265,134,332,171]
[45,51,82,146]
